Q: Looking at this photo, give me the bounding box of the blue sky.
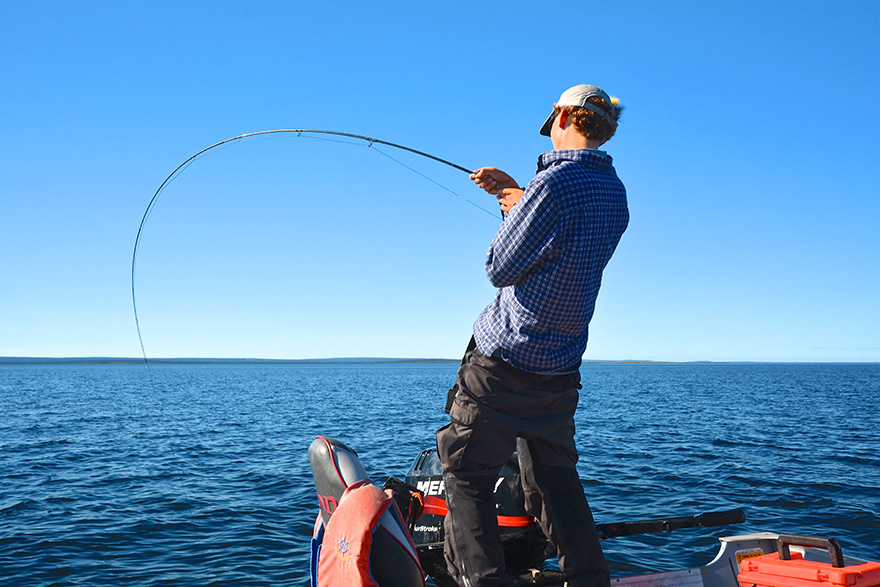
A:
[2,1,878,362]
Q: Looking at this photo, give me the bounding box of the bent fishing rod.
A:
[132,128,484,365]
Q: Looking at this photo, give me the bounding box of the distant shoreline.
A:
[0,357,459,365]
[1,357,877,366]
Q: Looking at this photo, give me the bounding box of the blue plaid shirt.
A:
[473,149,629,373]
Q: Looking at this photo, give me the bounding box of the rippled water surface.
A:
[2,362,878,586]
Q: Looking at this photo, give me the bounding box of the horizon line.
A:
[1,356,878,366]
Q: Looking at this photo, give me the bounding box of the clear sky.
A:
[2,1,878,362]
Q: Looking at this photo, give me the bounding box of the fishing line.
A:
[129,130,495,583]
[289,134,500,217]
[288,134,500,217]
[370,145,501,219]
[132,128,497,367]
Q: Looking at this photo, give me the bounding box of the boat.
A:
[307,436,877,587]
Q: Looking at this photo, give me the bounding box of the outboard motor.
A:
[405,449,548,585]
[308,436,425,587]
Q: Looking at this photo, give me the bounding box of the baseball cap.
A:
[539,84,617,136]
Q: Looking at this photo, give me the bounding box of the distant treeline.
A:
[0,357,460,365]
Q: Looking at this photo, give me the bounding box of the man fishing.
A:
[436,84,629,587]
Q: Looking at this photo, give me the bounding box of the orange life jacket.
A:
[317,480,391,587]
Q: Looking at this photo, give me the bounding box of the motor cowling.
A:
[405,449,548,584]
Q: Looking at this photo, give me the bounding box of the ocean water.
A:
[1,362,878,586]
